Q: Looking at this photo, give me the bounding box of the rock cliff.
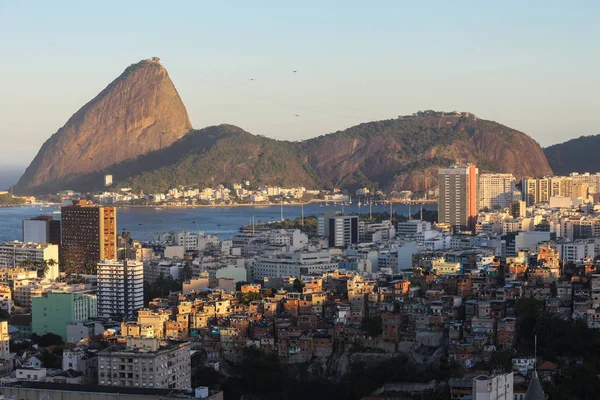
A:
[14,58,192,194]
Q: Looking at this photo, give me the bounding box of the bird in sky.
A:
[293,70,298,73]
[294,114,300,117]
[249,78,254,81]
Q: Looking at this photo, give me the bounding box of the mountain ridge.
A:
[14,60,553,194]
[544,134,600,175]
[14,58,192,194]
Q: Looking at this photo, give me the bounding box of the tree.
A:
[19,258,34,269]
[182,261,193,282]
[240,292,262,304]
[31,332,64,347]
[292,278,303,293]
[39,259,49,279]
[362,315,382,338]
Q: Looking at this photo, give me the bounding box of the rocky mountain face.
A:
[16,59,553,194]
[65,112,552,194]
[14,59,192,194]
[544,135,600,175]
[298,111,552,191]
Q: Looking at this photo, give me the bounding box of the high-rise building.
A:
[22,215,61,245]
[509,201,526,218]
[60,200,116,265]
[97,260,144,318]
[0,321,9,357]
[522,177,551,206]
[97,337,191,389]
[317,211,359,247]
[478,173,517,211]
[438,165,478,232]
[31,291,98,341]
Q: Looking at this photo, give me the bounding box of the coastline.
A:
[112,199,438,209]
[1,199,437,209]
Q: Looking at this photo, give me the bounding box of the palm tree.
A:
[39,259,49,279]
[19,258,34,269]
[63,261,74,280]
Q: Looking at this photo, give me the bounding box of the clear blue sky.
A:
[1,0,599,171]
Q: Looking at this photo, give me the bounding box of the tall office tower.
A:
[478,173,517,210]
[60,200,116,265]
[22,215,61,245]
[438,164,478,232]
[317,211,359,247]
[97,260,143,318]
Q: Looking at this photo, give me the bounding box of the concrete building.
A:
[97,260,144,318]
[0,241,59,268]
[478,173,517,211]
[60,200,117,265]
[22,215,61,245]
[31,291,98,341]
[0,383,223,400]
[396,220,431,236]
[97,337,191,389]
[438,164,478,232]
[0,321,9,356]
[509,201,526,218]
[252,251,337,280]
[317,212,359,247]
[472,372,513,400]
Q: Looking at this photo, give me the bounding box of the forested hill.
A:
[545,134,600,175]
[67,111,553,194]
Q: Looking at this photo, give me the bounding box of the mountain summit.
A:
[15,60,553,194]
[14,58,192,194]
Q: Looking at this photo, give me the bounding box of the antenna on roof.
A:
[534,334,538,376]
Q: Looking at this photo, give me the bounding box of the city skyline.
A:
[1,1,600,169]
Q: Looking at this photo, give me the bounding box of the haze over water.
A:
[0,203,437,243]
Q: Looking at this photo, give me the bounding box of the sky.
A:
[1,0,599,177]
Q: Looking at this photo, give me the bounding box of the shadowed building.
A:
[60,200,116,265]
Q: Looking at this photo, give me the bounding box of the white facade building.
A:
[472,373,514,400]
[97,260,144,318]
[397,220,432,236]
[0,241,59,268]
[252,251,337,280]
[478,173,518,211]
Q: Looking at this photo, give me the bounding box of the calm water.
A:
[0,203,437,242]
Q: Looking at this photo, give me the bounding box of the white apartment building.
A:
[0,241,59,268]
[478,173,518,211]
[560,240,595,262]
[397,220,432,236]
[472,372,513,400]
[97,337,190,389]
[97,260,144,318]
[252,251,337,280]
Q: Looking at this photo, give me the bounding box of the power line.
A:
[171,65,374,121]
